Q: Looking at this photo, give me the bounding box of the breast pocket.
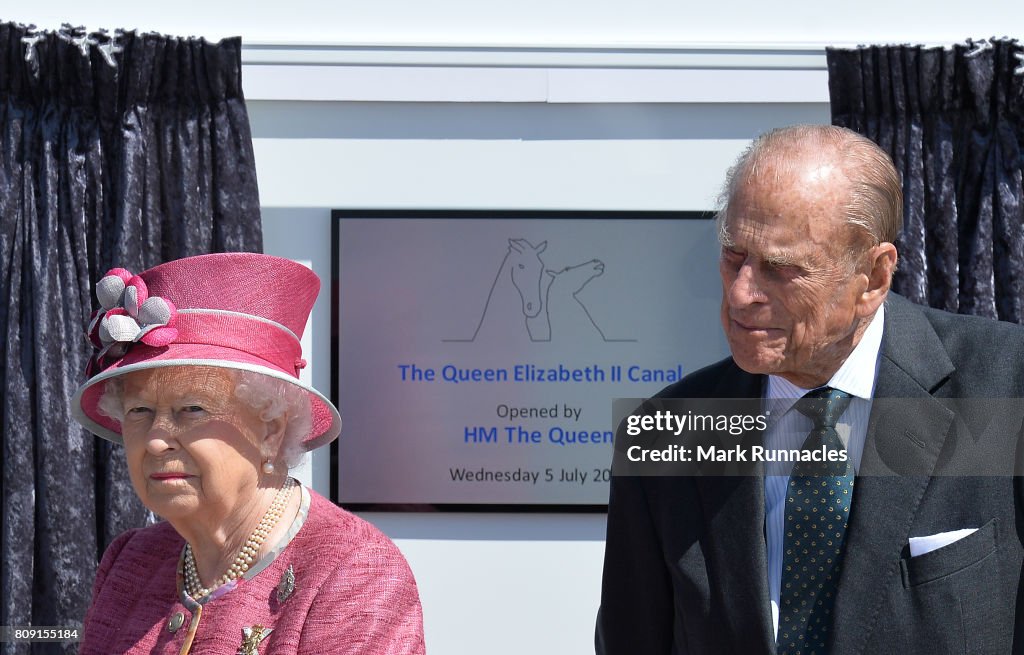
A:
[894,518,1004,654]
[901,518,997,588]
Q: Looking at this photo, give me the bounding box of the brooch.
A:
[277,565,296,603]
[239,625,273,655]
[85,268,178,373]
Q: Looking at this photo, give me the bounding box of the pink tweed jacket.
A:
[79,489,425,654]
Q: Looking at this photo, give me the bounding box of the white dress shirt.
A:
[764,304,885,637]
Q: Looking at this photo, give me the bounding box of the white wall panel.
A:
[250,101,831,211]
[254,138,742,211]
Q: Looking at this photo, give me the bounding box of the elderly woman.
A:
[72,253,425,654]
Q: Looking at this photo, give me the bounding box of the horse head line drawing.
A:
[445,237,635,343]
[456,238,547,342]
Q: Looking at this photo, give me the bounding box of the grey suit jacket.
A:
[597,294,1024,654]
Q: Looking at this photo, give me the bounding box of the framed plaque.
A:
[331,210,728,510]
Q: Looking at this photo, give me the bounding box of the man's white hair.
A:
[716,124,903,260]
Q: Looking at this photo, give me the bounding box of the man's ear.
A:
[857,242,898,317]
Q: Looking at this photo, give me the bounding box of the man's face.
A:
[719,158,868,388]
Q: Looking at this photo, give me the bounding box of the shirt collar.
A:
[766,303,885,411]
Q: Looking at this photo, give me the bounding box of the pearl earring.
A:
[262,459,275,475]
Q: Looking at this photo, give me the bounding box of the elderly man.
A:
[597,124,1024,654]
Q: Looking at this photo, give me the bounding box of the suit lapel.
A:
[829,295,956,655]
[695,364,776,654]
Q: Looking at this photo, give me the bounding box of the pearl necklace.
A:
[183,477,296,599]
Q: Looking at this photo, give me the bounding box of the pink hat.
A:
[71,252,341,451]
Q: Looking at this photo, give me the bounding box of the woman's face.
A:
[118,366,272,523]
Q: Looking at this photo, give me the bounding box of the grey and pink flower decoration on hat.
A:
[87,268,178,372]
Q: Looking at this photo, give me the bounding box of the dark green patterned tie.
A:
[777,387,853,655]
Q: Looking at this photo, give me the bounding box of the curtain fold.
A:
[827,39,1024,323]
[0,23,262,653]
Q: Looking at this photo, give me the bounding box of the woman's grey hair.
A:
[715,124,903,259]
[97,368,312,468]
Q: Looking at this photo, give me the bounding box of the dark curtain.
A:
[0,23,263,653]
[827,38,1024,323]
